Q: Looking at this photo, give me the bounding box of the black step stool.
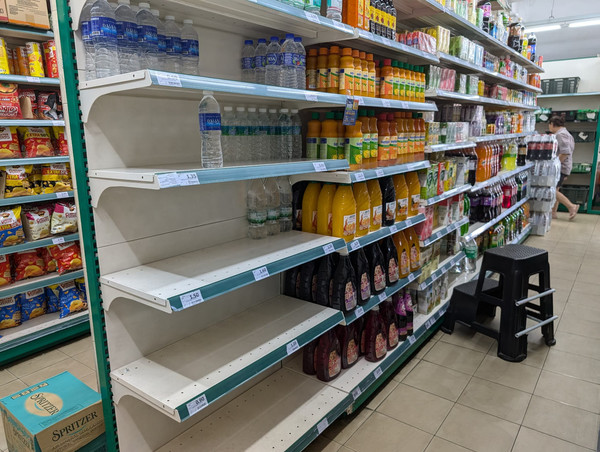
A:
[442,244,557,362]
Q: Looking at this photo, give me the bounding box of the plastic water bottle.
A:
[150,9,166,70]
[264,178,281,236]
[90,0,119,78]
[254,38,267,85]
[114,0,139,74]
[290,109,302,160]
[221,106,235,164]
[256,107,269,161]
[198,92,223,168]
[241,40,255,83]
[234,107,248,163]
[80,0,96,80]
[247,107,258,161]
[163,16,181,73]
[326,0,343,21]
[181,19,199,75]
[291,0,304,9]
[464,238,477,273]
[280,34,297,89]
[268,108,279,159]
[294,36,306,90]
[279,108,293,160]
[305,0,321,13]
[136,3,158,70]
[265,36,281,87]
[276,176,293,232]
[247,179,268,239]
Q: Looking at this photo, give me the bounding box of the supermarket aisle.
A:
[308,213,600,452]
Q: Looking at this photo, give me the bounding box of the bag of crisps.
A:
[75,277,87,303]
[0,255,11,286]
[0,295,20,329]
[2,165,34,198]
[48,241,82,274]
[18,127,54,158]
[40,246,57,273]
[45,284,59,313]
[0,206,25,247]
[22,205,52,241]
[51,127,68,156]
[41,163,72,194]
[0,127,21,159]
[31,165,42,194]
[51,201,77,234]
[0,83,21,119]
[14,249,45,281]
[20,288,46,321]
[58,280,86,318]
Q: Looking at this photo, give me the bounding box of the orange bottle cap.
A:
[359,51,366,59]
[308,48,318,56]
[330,45,340,53]
[367,53,374,61]
[352,49,360,57]
[319,48,328,55]
[342,47,352,56]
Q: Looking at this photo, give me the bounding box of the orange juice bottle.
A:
[317,183,337,236]
[335,111,345,160]
[404,226,421,272]
[339,47,354,95]
[367,179,382,231]
[368,110,378,166]
[394,112,406,164]
[393,230,411,279]
[392,61,400,100]
[306,48,318,91]
[360,51,368,97]
[475,144,486,182]
[380,59,393,99]
[345,121,363,170]
[352,49,362,96]
[332,184,357,242]
[398,62,407,101]
[406,113,416,161]
[327,46,340,94]
[409,64,417,102]
[377,113,390,167]
[354,182,371,237]
[387,113,398,165]
[302,182,321,233]
[416,114,425,161]
[418,67,425,101]
[367,54,376,98]
[405,171,421,217]
[375,63,381,97]
[307,112,321,159]
[317,48,329,92]
[320,112,338,159]
[393,174,409,221]
[358,109,371,168]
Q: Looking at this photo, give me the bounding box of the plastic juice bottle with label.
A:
[344,121,363,170]
[363,306,387,362]
[317,48,329,92]
[475,144,487,182]
[416,113,425,161]
[377,113,390,167]
[314,330,342,382]
[404,226,421,272]
[387,113,398,164]
[306,112,321,160]
[419,67,426,101]
[327,45,340,94]
[394,291,407,341]
[375,63,381,97]
[392,60,400,100]
[380,59,393,99]
[367,53,376,98]
[410,64,417,102]
[366,179,382,231]
[332,184,357,242]
[398,62,407,101]
[352,49,362,96]
[339,47,354,95]
[335,324,359,369]
[405,171,421,217]
[301,182,321,233]
[353,181,371,237]
[380,298,399,349]
[392,229,410,278]
[368,110,378,167]
[317,183,337,236]
[306,48,318,91]
[358,109,371,169]
[395,112,407,163]
[331,254,358,313]
[380,176,396,226]
[351,247,371,304]
[366,242,386,294]
[406,113,416,161]
[360,51,368,96]
[298,260,319,303]
[393,173,409,221]
[335,111,345,160]
[320,112,338,160]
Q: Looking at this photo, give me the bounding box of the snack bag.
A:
[0,255,11,286]
[45,284,59,313]
[37,91,59,120]
[0,295,20,329]
[0,83,21,119]
[31,165,42,194]
[40,246,57,273]
[0,206,25,247]
[22,205,52,240]
[41,163,72,193]
[51,127,68,156]
[18,89,37,119]
[2,165,34,198]
[51,201,77,234]
[20,288,46,321]
[75,277,87,303]
[18,127,54,157]
[14,250,45,281]
[48,241,82,274]
[58,280,87,318]
[0,127,21,159]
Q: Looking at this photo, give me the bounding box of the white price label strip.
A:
[352,387,362,400]
[354,172,366,182]
[323,243,335,255]
[405,218,412,226]
[52,237,65,245]
[389,224,398,234]
[156,73,182,87]
[354,306,364,318]
[26,76,40,83]
[381,99,391,108]
[355,96,364,105]
[186,394,208,416]
[349,240,360,251]
[408,273,415,282]
[286,339,300,355]
[317,418,329,434]
[313,161,327,172]
[157,173,179,188]
[375,169,385,177]
[180,289,204,308]
[400,102,409,109]
[177,172,200,186]
[253,266,270,281]
[305,93,318,102]
[408,335,416,345]
[52,120,63,126]
[56,192,70,198]
[374,367,383,379]
[378,292,387,302]
[305,11,320,23]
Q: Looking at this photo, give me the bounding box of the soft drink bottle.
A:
[91,0,119,78]
[136,3,158,70]
[181,19,199,75]
[198,93,223,168]
[254,38,267,84]
[164,15,181,73]
[241,39,255,83]
[115,0,139,74]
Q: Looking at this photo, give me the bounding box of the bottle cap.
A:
[236,106,245,112]
[258,38,266,43]
[150,9,159,16]
[165,14,174,20]
[335,111,343,120]
[269,108,277,113]
[325,112,335,119]
[319,47,329,55]
[294,37,302,42]
[285,33,294,39]
[245,40,253,45]
[352,49,360,57]
[392,60,398,68]
[387,113,394,120]
[138,2,149,8]
[383,58,392,65]
[329,45,340,54]
[280,108,289,113]
[183,19,193,24]
[368,109,375,117]
[342,47,352,56]
[270,36,279,41]
[359,51,366,59]
[308,48,317,56]
[311,112,320,120]
[378,113,388,120]
[358,108,367,116]
[367,53,374,61]
[117,0,130,5]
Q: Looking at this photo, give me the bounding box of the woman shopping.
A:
[549,116,579,220]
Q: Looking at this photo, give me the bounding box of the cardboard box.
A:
[0,372,104,452]
[5,0,49,30]
[0,0,8,23]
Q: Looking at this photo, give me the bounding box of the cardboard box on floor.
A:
[0,371,104,452]
[5,0,49,29]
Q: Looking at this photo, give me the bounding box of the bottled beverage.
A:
[136,3,158,70]
[280,34,297,89]
[316,254,336,307]
[306,48,318,90]
[405,171,420,217]
[198,93,223,168]
[114,0,139,74]
[247,179,268,239]
[380,176,396,226]
[380,299,399,350]
[317,47,329,92]
[265,178,281,236]
[292,181,307,230]
[291,0,304,9]
[377,113,390,167]
[91,0,119,78]
[290,109,302,159]
[268,108,279,159]
[180,19,199,75]
[246,107,258,160]
[220,106,235,164]
[405,291,414,335]
[354,182,371,237]
[393,230,410,279]
[336,324,359,369]
[314,331,342,382]
[331,255,358,313]
[382,236,399,285]
[294,37,306,90]
[302,339,318,374]
[357,110,370,168]
[278,108,293,160]
[307,112,321,160]
[404,226,421,272]
[363,307,387,362]
[254,38,267,84]
[256,107,270,161]
[394,291,407,341]
[351,248,371,304]
[393,174,408,221]
[327,46,340,94]
[345,120,363,170]
[305,0,322,13]
[317,183,336,236]
[366,242,386,294]
[276,176,293,232]
[241,39,255,83]
[80,0,96,80]
[327,0,343,21]
[265,36,281,87]
[163,15,181,73]
[368,110,378,165]
[234,107,248,163]
[464,238,477,272]
[320,112,338,160]
[299,260,318,302]
[339,47,354,95]
[150,9,166,70]
[302,182,321,233]
[331,184,356,242]
[367,179,383,231]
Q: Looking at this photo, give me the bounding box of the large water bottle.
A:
[294,36,306,90]
[181,19,199,75]
[80,0,96,80]
[254,38,267,85]
[290,109,302,160]
[247,107,258,161]
[247,179,268,239]
[115,0,139,74]
[198,92,223,168]
[234,107,248,163]
[256,107,269,161]
[241,40,255,83]
[90,0,119,78]
[276,176,293,232]
[268,108,279,159]
[221,106,235,164]
[280,34,297,89]
[151,9,166,70]
[264,178,281,236]
[464,238,477,273]
[136,3,158,70]
[279,108,293,160]
[163,16,181,73]
[265,36,281,87]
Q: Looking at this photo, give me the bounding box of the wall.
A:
[541,57,600,92]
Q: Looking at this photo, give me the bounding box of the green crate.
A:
[561,184,589,208]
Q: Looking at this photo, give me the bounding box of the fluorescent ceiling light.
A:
[569,18,600,28]
[526,24,561,33]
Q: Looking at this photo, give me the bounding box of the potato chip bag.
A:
[0,295,20,329]
[0,206,25,247]
[41,163,72,194]
[40,246,57,273]
[58,280,87,318]
[22,205,52,240]
[0,255,11,286]
[18,127,54,157]
[31,165,42,194]
[50,201,77,234]
[0,83,21,119]
[45,284,59,313]
[0,127,21,159]
[14,249,45,281]
[48,241,82,274]
[51,127,68,156]
[2,165,34,198]
[20,288,46,321]
[75,277,87,303]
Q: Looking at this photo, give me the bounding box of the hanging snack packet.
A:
[18,127,54,157]
[0,127,21,159]
[45,284,59,313]
[40,246,57,273]
[51,127,68,156]
[22,205,52,240]
[48,241,82,274]
[2,165,34,198]
[50,201,77,234]
[41,163,72,193]
[18,89,37,119]
[20,288,46,321]
[58,280,87,318]
[0,255,10,286]
[0,83,21,119]
[14,249,45,281]
[0,206,25,247]
[0,295,20,329]
[37,91,59,120]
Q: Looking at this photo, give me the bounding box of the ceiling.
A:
[510,0,600,61]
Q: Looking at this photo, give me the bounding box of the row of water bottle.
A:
[247,177,293,239]
[221,107,302,163]
[241,34,306,89]
[275,0,343,21]
[80,0,199,80]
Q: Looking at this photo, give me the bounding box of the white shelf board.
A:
[470,132,534,143]
[464,196,529,241]
[425,89,538,110]
[0,191,74,207]
[0,269,84,299]
[0,120,64,127]
[111,295,344,422]
[470,162,534,193]
[538,92,600,98]
[416,251,465,290]
[427,141,475,153]
[0,74,60,86]
[421,184,471,206]
[100,231,346,312]
[420,217,469,247]
[0,156,71,166]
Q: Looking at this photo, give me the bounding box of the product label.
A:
[397,197,408,218]
[370,133,378,160]
[389,323,399,347]
[90,16,117,44]
[383,75,394,97]
[157,33,167,53]
[342,213,356,236]
[328,350,342,378]
[306,137,318,159]
[400,249,409,277]
[282,52,294,66]
[347,339,358,365]
[81,21,91,42]
[389,135,398,160]
[266,52,278,66]
[280,206,292,220]
[358,209,370,231]
[248,210,267,225]
[354,70,362,93]
[267,208,279,222]
[388,257,399,283]
[241,56,254,70]
[328,67,339,90]
[166,36,182,55]
[372,205,382,226]
[318,68,328,89]
[198,113,221,131]
[368,72,376,96]
[116,20,138,44]
[410,244,418,269]
[360,272,370,301]
[385,201,396,222]
[362,133,371,160]
[344,281,357,310]
[327,212,333,235]
[311,210,317,230]
[320,137,338,160]
[375,332,386,358]
[411,194,420,213]
[374,264,385,291]
[137,24,157,45]
[345,136,363,165]
[378,136,390,162]
[307,69,318,90]
[181,38,199,56]
[339,68,354,93]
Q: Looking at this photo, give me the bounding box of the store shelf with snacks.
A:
[0,191,74,207]
[469,162,534,193]
[420,183,471,206]
[470,132,534,143]
[0,156,71,167]
[0,233,79,256]
[110,295,344,422]
[425,89,538,110]
[0,120,65,127]
[464,196,529,241]
[0,23,54,40]
[0,269,84,299]
[100,232,346,313]
[427,141,475,153]
[420,216,469,246]
[0,74,60,86]
[415,251,465,290]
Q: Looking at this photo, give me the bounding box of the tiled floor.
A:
[308,212,600,452]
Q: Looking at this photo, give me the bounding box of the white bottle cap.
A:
[269,108,277,113]
[291,109,298,114]
[280,108,289,113]
[224,106,233,111]
[259,108,267,113]
[165,15,175,20]
[138,2,150,9]
[248,107,257,113]
[236,106,245,112]
[183,19,193,24]
[150,8,159,16]
[117,0,130,5]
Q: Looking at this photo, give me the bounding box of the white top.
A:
[269,108,277,114]
[117,0,130,5]
[259,108,267,113]
[291,109,299,114]
[138,2,150,9]
[236,106,245,112]
[183,19,193,24]
[151,8,159,16]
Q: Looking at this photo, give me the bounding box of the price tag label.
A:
[157,173,179,188]
[343,97,359,125]
[360,30,374,40]
[26,76,41,83]
[156,73,182,87]
[378,292,387,302]
[56,192,70,198]
[405,218,412,226]
[52,120,63,126]
[313,161,327,172]
[375,169,385,177]
[355,96,365,105]
[305,93,319,102]
[52,237,65,245]
[180,289,204,308]
[331,20,348,31]
[354,306,365,318]
[186,394,208,416]
[408,335,416,345]
[252,266,270,281]
[317,418,329,434]
[352,387,362,400]
[408,273,415,282]
[389,224,398,234]
[322,243,335,255]
[177,172,200,186]
[305,11,320,23]
[381,99,391,108]
[400,102,409,109]
[354,172,366,182]
[349,240,360,251]
[374,367,383,379]
[286,339,300,355]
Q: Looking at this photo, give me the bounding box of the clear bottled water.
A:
[114,0,139,74]
[181,19,199,75]
[264,178,281,236]
[163,16,181,73]
[247,179,268,239]
[291,0,304,9]
[136,3,158,70]
[256,107,269,161]
[276,176,293,232]
[198,92,223,168]
[254,38,267,85]
[234,106,248,163]
[290,109,302,160]
[247,107,258,161]
[280,34,297,89]
[294,36,306,90]
[265,36,281,87]
[80,0,96,80]
[464,238,477,273]
[305,0,321,13]
[150,9,166,70]
[278,108,293,160]
[91,0,119,79]
[221,106,235,164]
[326,0,343,21]
[241,39,255,83]
[268,108,279,159]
